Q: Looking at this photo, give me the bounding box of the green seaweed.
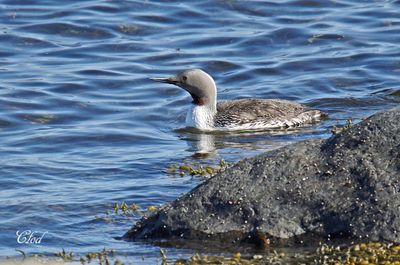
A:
[165,159,229,177]
[55,248,73,261]
[54,248,119,265]
[169,242,400,265]
[111,202,141,216]
[331,118,353,135]
[95,201,159,224]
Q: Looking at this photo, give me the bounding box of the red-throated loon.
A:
[151,69,325,131]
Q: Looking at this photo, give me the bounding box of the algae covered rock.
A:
[124,108,400,247]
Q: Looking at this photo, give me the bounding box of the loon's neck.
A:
[185,73,217,130]
[186,103,217,130]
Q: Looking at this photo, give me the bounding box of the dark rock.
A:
[124,108,400,247]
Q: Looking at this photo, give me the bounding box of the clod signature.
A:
[16,230,48,244]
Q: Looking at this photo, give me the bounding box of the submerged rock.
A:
[124,108,400,247]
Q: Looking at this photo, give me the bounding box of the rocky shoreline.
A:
[124,108,400,249]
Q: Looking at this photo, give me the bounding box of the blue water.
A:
[1,0,399,263]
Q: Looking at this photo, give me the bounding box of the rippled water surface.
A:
[1,0,399,263]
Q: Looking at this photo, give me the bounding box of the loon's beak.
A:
[150,76,180,86]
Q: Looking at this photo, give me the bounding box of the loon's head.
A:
[151,69,217,110]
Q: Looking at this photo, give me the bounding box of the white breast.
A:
[185,105,215,130]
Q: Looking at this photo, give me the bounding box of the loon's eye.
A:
[182,76,187,81]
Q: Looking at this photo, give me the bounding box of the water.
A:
[0,0,399,263]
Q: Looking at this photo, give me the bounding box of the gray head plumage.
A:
[151,69,217,108]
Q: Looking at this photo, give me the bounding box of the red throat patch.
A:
[193,97,205,106]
